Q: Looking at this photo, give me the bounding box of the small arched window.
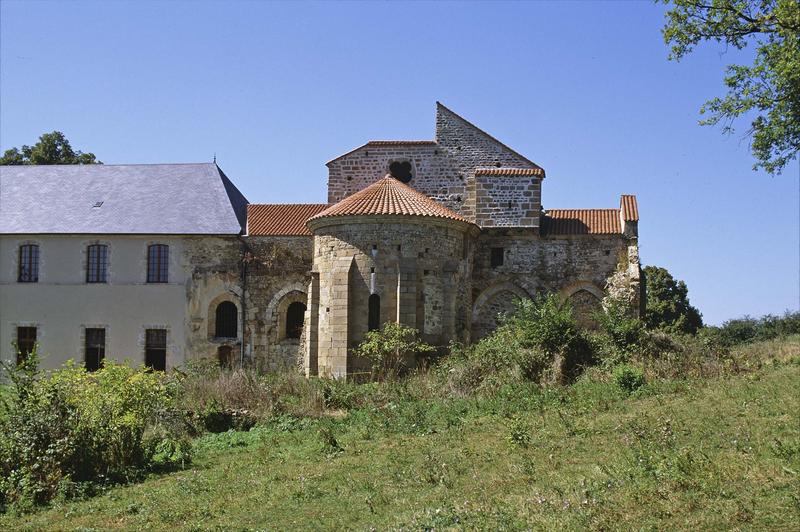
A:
[286,302,306,339]
[215,301,238,338]
[368,294,380,331]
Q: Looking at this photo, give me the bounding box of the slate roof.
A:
[541,209,622,235]
[0,163,248,235]
[247,204,328,236]
[308,175,470,225]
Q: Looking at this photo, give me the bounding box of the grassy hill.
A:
[3,338,798,531]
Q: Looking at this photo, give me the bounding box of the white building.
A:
[0,163,248,370]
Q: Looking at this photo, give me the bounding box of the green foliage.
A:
[594,296,646,365]
[0,131,101,165]
[2,339,797,529]
[613,364,647,394]
[643,265,703,334]
[352,322,435,380]
[506,416,532,447]
[0,355,188,510]
[703,310,800,346]
[660,0,800,174]
[503,294,579,355]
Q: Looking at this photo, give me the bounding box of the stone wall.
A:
[470,228,637,340]
[307,216,475,378]
[243,236,314,372]
[326,103,538,221]
[474,173,541,228]
[183,235,315,372]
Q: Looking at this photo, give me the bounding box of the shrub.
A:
[506,416,532,447]
[0,352,188,510]
[706,311,800,347]
[352,323,435,380]
[613,364,646,394]
[594,297,645,365]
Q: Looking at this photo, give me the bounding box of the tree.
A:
[660,0,799,174]
[0,131,101,165]
[643,265,703,334]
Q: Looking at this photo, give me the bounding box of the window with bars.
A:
[18,244,39,282]
[144,329,167,371]
[147,244,169,283]
[16,326,36,365]
[286,302,306,339]
[86,244,108,283]
[215,301,238,338]
[85,328,106,372]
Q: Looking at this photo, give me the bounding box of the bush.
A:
[706,311,800,347]
[352,323,436,380]
[613,364,646,394]
[0,351,188,510]
[594,297,646,365]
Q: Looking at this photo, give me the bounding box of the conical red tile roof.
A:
[308,175,470,225]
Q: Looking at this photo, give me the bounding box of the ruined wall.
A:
[326,104,537,220]
[470,229,637,339]
[243,236,314,372]
[308,216,474,378]
[184,235,314,372]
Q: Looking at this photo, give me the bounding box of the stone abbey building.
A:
[1,103,640,378]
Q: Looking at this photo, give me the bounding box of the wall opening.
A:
[490,247,504,268]
[144,329,167,371]
[217,345,233,369]
[85,328,105,372]
[389,160,414,183]
[215,301,238,338]
[368,294,381,331]
[286,301,306,339]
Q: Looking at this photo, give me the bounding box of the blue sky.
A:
[1,0,798,325]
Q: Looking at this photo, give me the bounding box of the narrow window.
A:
[85,328,106,371]
[286,302,306,339]
[86,244,108,283]
[368,294,380,331]
[215,301,238,338]
[490,247,504,268]
[16,326,36,365]
[144,329,167,371]
[18,244,39,283]
[147,244,169,283]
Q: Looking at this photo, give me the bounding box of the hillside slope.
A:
[3,357,798,530]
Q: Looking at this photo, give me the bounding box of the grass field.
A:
[2,340,798,530]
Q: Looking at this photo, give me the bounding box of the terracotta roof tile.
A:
[541,209,621,235]
[309,175,470,225]
[247,204,328,236]
[620,195,639,222]
[475,167,545,178]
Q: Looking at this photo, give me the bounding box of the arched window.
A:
[368,294,380,331]
[286,302,306,339]
[215,301,238,338]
